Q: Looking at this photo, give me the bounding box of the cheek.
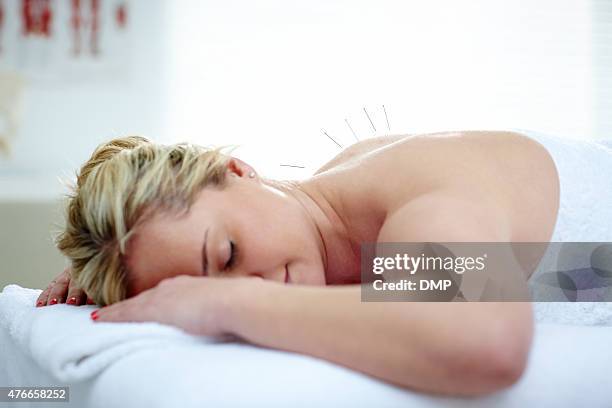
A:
[231,191,320,265]
[291,256,327,285]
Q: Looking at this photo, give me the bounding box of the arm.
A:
[95,190,533,396]
[228,284,531,396]
[226,190,533,396]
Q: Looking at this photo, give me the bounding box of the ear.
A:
[226,157,256,178]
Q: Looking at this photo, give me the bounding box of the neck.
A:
[263,177,361,284]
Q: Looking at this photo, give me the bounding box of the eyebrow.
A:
[202,228,209,276]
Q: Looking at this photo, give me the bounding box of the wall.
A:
[0,201,66,290]
[0,0,605,290]
[592,0,612,138]
[0,0,169,289]
[0,0,170,200]
[165,0,595,179]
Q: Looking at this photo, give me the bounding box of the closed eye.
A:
[225,240,237,270]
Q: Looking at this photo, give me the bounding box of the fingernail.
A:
[49,298,58,305]
[67,297,77,305]
[36,301,43,307]
[90,310,99,321]
[87,298,94,305]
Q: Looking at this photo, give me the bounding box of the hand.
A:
[37,266,95,307]
[91,275,262,337]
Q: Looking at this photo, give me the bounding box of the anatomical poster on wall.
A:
[0,0,131,83]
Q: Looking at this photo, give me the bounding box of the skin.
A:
[37,130,560,396]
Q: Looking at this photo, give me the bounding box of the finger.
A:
[40,282,57,306]
[66,279,86,306]
[38,268,72,307]
[36,285,52,307]
[46,275,70,306]
[92,302,142,323]
[92,304,122,322]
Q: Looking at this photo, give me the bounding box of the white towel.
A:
[0,284,214,382]
[531,302,612,326]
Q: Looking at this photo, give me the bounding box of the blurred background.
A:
[0,0,611,289]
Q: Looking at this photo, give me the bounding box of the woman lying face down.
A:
[124,159,330,294]
[38,130,559,396]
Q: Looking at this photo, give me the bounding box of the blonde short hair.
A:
[55,136,230,306]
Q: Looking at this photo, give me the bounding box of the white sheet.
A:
[0,285,215,382]
[2,284,612,408]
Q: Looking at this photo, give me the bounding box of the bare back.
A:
[309,130,560,283]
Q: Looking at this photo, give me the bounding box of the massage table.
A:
[1,285,611,408]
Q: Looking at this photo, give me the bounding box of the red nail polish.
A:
[87,298,94,305]
[36,301,43,307]
[67,297,76,305]
[49,298,58,305]
[91,310,99,320]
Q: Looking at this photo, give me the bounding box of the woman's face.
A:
[125,159,327,296]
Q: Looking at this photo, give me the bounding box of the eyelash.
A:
[225,241,237,270]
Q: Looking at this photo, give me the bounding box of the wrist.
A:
[220,277,277,336]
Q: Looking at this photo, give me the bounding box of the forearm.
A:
[225,281,532,396]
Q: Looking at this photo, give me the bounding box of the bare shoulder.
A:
[315,129,555,173]
[327,129,560,242]
[377,187,513,243]
[314,133,412,175]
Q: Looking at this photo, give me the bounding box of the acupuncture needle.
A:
[345,118,359,142]
[382,105,390,131]
[321,128,343,149]
[279,164,306,168]
[363,107,376,133]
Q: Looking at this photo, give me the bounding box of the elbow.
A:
[460,322,533,396]
[394,330,531,397]
[391,305,534,396]
[477,339,529,394]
